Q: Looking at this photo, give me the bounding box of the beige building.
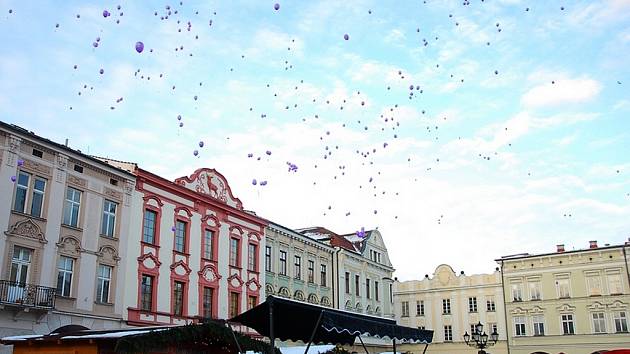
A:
[0,122,135,353]
[264,222,335,308]
[394,264,508,354]
[497,240,630,354]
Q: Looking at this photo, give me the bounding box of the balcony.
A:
[0,280,56,310]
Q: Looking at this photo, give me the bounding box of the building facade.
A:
[497,241,630,354]
[0,122,135,353]
[264,222,334,308]
[111,166,268,325]
[394,264,508,354]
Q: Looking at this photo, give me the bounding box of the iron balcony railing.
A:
[0,280,56,310]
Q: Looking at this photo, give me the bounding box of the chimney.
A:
[65,138,68,147]
[557,244,565,253]
[589,240,598,249]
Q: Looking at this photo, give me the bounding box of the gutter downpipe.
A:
[499,260,511,354]
[335,247,341,309]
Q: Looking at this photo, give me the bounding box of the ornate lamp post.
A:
[463,322,499,354]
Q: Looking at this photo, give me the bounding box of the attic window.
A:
[110,178,118,186]
[74,165,83,173]
[32,148,43,158]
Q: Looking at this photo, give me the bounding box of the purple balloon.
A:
[252,179,257,185]
[177,115,182,120]
[99,68,104,74]
[344,33,349,40]
[179,122,184,128]
[17,159,24,167]
[274,3,280,10]
[93,42,99,48]
[10,175,16,182]
[135,41,144,53]
[266,150,272,156]
[199,141,204,148]
[171,226,176,232]
[193,150,199,156]
[102,10,110,17]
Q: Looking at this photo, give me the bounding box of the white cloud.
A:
[521,77,602,108]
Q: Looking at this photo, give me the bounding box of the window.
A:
[444,325,453,342]
[416,300,424,316]
[248,244,257,271]
[174,220,187,253]
[470,324,476,334]
[203,230,214,260]
[613,311,628,333]
[514,316,526,336]
[142,209,157,244]
[442,298,451,315]
[63,187,81,227]
[556,278,570,298]
[13,172,46,218]
[366,278,371,299]
[10,246,31,284]
[608,273,623,295]
[308,260,315,283]
[202,287,213,318]
[279,251,287,275]
[229,238,240,267]
[229,292,239,318]
[101,199,117,237]
[73,164,83,173]
[345,272,350,293]
[592,312,606,333]
[486,297,496,312]
[320,264,327,287]
[265,246,272,272]
[586,275,602,296]
[96,264,112,303]
[401,301,409,317]
[140,275,154,311]
[390,283,393,303]
[355,274,360,296]
[511,283,523,301]
[248,296,257,310]
[468,297,477,312]
[533,315,545,336]
[173,281,184,316]
[529,281,541,300]
[561,314,575,334]
[489,323,498,335]
[294,255,301,279]
[56,256,74,297]
[374,281,379,301]
[13,171,30,213]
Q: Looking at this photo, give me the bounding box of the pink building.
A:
[100,162,267,326]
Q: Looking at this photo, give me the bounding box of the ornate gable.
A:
[5,219,47,244]
[174,168,243,210]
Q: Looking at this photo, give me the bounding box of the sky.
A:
[1,0,629,281]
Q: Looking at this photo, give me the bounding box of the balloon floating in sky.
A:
[266,150,272,156]
[193,150,199,156]
[135,41,144,53]
[199,141,204,148]
[356,227,366,238]
[10,176,16,183]
[99,68,104,74]
[344,34,349,40]
[260,181,268,186]
[274,3,280,10]
[179,122,184,128]
[252,179,257,185]
[17,159,24,167]
[177,115,182,121]
[102,10,110,17]
[171,226,176,232]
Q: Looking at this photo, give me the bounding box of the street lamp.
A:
[463,322,499,354]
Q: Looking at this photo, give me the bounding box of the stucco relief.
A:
[67,175,87,187]
[5,219,47,244]
[170,260,192,276]
[435,264,455,286]
[174,168,243,210]
[97,245,121,263]
[198,264,222,283]
[104,187,123,201]
[227,273,244,288]
[23,159,51,175]
[138,253,161,270]
[56,235,83,256]
[246,278,261,291]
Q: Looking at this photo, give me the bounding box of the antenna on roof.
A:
[65,138,68,147]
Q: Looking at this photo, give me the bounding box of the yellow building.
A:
[496,240,630,354]
[394,264,508,354]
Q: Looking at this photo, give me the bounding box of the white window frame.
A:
[56,256,74,297]
[401,301,409,317]
[529,281,542,300]
[63,187,82,227]
[96,264,112,303]
[13,171,30,213]
[561,314,575,335]
[444,325,453,342]
[442,298,451,315]
[591,312,606,334]
[532,314,545,336]
[514,316,526,336]
[279,250,287,276]
[606,272,623,295]
[30,177,46,218]
[265,246,272,272]
[468,297,477,313]
[586,274,602,296]
[101,199,117,237]
[556,277,571,299]
[511,283,523,302]
[486,296,496,312]
[416,300,424,316]
[613,311,628,333]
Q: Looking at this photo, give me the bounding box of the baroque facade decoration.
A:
[0,121,136,354]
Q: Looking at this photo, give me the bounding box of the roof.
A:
[495,243,629,262]
[231,295,433,345]
[0,121,135,178]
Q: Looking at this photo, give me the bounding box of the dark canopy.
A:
[231,296,433,345]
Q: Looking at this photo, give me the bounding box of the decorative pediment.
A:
[530,306,545,314]
[56,236,83,256]
[510,307,528,315]
[434,264,456,286]
[246,278,262,291]
[294,290,304,301]
[278,287,290,298]
[137,253,162,270]
[248,232,262,242]
[198,264,222,283]
[170,260,192,276]
[344,300,353,310]
[229,225,244,238]
[174,168,243,210]
[201,214,221,228]
[608,300,628,310]
[227,273,244,288]
[174,206,193,218]
[5,219,47,244]
[143,195,164,208]
[321,296,331,307]
[556,303,576,313]
[97,245,121,262]
[307,293,319,304]
[265,284,275,295]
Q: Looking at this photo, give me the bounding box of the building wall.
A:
[394,264,508,354]
[498,243,630,354]
[0,124,135,353]
[123,168,267,325]
[335,230,395,319]
[264,223,334,307]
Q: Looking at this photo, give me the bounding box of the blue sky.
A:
[1,0,629,280]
